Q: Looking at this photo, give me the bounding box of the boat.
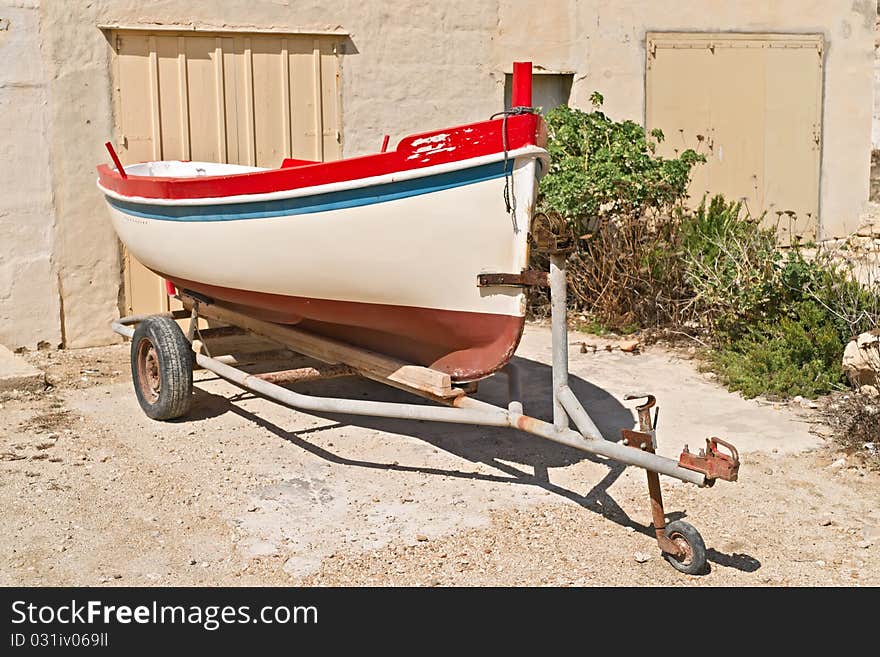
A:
[98,62,548,382]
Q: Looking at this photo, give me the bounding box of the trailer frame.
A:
[112,253,739,574]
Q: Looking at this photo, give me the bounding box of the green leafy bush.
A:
[539,100,703,233]
[681,200,880,398]
[707,301,850,398]
[534,97,705,328]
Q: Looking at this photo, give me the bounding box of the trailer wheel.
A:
[663,520,707,575]
[131,316,193,420]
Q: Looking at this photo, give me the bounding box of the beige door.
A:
[646,33,823,239]
[111,30,343,315]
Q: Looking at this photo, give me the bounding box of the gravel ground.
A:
[1,327,877,586]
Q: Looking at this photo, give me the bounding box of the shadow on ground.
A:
[188,354,760,573]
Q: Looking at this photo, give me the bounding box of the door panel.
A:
[112,30,343,315]
[646,33,823,239]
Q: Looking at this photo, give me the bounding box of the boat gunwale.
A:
[97,113,545,202]
[98,146,548,208]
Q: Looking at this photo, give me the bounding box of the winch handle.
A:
[624,393,656,410]
[624,393,658,432]
[709,437,739,462]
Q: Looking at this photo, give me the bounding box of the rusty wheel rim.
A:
[136,338,161,404]
[669,532,694,566]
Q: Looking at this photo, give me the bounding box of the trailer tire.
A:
[131,316,193,421]
[663,520,707,575]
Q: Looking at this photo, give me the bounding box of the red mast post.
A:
[511,61,533,108]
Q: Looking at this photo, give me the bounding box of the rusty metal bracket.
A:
[622,393,657,449]
[477,270,549,288]
[679,437,740,484]
[186,300,200,343]
[620,429,654,451]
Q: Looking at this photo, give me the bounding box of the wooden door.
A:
[111,30,343,314]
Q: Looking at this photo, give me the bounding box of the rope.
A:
[490,106,535,232]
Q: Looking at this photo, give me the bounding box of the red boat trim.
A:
[107,159,513,221]
[164,274,525,381]
[97,114,544,201]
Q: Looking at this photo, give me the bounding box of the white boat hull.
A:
[103,151,546,380]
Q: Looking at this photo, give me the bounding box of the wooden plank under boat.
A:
[98,63,548,382]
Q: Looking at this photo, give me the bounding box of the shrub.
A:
[680,200,880,398]
[539,98,703,234]
[680,196,780,335]
[707,300,851,398]
[534,97,704,328]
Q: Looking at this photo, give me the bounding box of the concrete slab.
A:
[0,344,44,392]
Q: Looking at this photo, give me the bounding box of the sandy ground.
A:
[1,324,877,586]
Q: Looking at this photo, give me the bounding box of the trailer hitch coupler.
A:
[678,437,740,485]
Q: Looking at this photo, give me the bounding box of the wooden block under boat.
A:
[180,294,462,399]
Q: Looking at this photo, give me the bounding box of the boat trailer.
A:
[112,252,739,575]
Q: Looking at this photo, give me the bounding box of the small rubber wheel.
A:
[131,316,193,420]
[663,520,707,575]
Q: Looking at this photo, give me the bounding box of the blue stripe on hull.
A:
[107,159,512,222]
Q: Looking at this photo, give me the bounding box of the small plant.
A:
[802,246,880,339]
[707,300,850,398]
[824,393,880,469]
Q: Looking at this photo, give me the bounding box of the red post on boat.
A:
[511,61,533,108]
[104,141,127,179]
[381,134,390,152]
[165,279,177,297]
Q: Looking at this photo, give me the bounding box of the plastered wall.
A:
[0,0,61,349]
[872,6,880,149]
[0,0,874,348]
